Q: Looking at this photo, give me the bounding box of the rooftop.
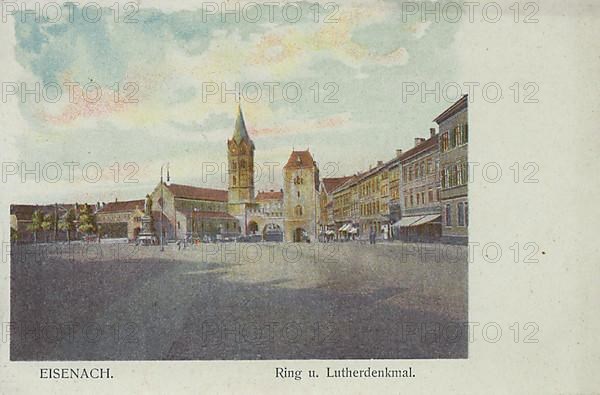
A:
[166,183,228,202]
[97,199,145,214]
[284,150,316,170]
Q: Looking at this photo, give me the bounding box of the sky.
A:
[6,0,461,204]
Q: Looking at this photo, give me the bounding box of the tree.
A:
[59,208,77,243]
[27,210,45,244]
[10,227,19,243]
[41,212,57,243]
[78,203,97,238]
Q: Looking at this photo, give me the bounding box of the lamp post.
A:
[159,165,165,251]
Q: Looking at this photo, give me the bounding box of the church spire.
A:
[232,102,251,145]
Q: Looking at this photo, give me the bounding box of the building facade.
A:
[150,182,237,241]
[318,176,352,241]
[331,175,360,239]
[357,162,389,240]
[434,95,469,244]
[283,150,319,242]
[397,130,442,242]
[386,155,402,239]
[247,190,284,241]
[96,199,145,240]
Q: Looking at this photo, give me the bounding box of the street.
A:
[9,242,468,360]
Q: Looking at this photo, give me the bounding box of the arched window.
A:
[294,205,303,216]
[240,159,246,169]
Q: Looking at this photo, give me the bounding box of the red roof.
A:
[11,203,88,218]
[97,199,144,214]
[183,210,235,219]
[399,135,438,162]
[284,150,316,170]
[322,176,353,193]
[166,183,228,202]
[256,190,283,201]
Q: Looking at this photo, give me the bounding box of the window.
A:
[420,163,425,179]
[297,191,300,198]
[231,160,237,171]
[441,132,449,151]
[457,162,463,185]
[232,176,237,186]
[294,205,303,216]
[465,202,469,226]
[458,202,465,226]
[428,189,434,202]
[436,188,440,201]
[404,196,408,208]
[441,169,446,188]
[240,159,246,169]
[416,193,420,205]
[410,194,414,206]
[456,123,469,146]
[445,204,452,226]
[427,159,433,174]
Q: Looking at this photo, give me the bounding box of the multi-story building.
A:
[434,94,468,245]
[356,162,388,239]
[150,182,237,240]
[96,199,145,240]
[331,175,359,239]
[386,153,403,239]
[246,189,284,241]
[396,129,442,242]
[283,150,319,242]
[318,176,352,241]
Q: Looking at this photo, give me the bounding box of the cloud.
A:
[250,112,352,137]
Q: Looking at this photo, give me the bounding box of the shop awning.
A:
[410,214,441,227]
[338,223,351,232]
[348,227,358,234]
[392,216,423,228]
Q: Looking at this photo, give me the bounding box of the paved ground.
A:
[9,241,468,360]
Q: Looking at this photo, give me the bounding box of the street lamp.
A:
[159,163,169,252]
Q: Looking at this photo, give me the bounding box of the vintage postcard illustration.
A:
[1,0,597,393]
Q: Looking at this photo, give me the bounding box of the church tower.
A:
[227,103,255,230]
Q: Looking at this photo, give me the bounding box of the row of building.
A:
[318,94,468,244]
[10,95,468,245]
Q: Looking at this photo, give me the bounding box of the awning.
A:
[326,230,335,235]
[392,216,423,228]
[348,227,358,234]
[339,223,353,232]
[410,214,441,227]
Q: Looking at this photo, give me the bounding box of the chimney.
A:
[430,128,436,137]
[414,137,425,146]
[377,160,383,166]
[396,149,403,158]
